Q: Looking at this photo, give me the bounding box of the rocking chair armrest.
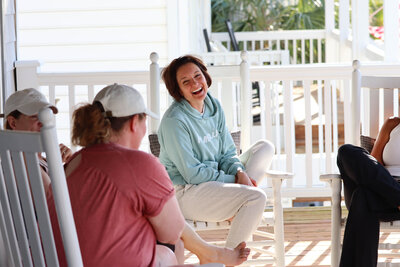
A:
[320,174,342,204]
[265,170,294,181]
[320,173,341,183]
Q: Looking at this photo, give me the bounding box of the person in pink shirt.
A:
[47,84,249,266]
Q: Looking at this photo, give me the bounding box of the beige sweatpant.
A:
[174,139,275,248]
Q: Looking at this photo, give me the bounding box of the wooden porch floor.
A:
[183,206,400,266]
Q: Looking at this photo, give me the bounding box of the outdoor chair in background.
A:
[149,131,293,267]
[321,60,400,267]
[0,108,83,267]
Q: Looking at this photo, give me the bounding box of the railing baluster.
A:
[394,89,399,117]
[304,80,313,188]
[68,85,76,145]
[49,85,56,106]
[318,38,322,63]
[88,85,95,103]
[310,39,314,63]
[324,79,333,173]
[317,80,324,158]
[332,80,339,155]
[343,80,352,144]
[283,80,294,187]
[274,82,282,169]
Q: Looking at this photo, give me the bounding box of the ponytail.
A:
[71,102,110,147]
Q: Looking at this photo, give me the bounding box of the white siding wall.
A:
[3,0,16,98]
[17,0,170,72]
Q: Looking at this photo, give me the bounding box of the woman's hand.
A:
[250,177,257,187]
[59,144,72,163]
[235,170,254,186]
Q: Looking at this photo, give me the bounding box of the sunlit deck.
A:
[184,205,400,266]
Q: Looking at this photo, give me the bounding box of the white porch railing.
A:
[15,53,400,199]
[200,50,290,66]
[210,30,326,64]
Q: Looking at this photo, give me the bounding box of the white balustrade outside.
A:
[200,50,290,66]
[15,53,400,199]
[210,29,326,64]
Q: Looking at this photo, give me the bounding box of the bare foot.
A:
[198,242,250,266]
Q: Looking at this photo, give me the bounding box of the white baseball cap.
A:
[4,88,58,118]
[93,83,158,119]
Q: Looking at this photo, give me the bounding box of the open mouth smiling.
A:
[192,88,203,95]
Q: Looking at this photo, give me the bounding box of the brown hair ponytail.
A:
[71,102,110,147]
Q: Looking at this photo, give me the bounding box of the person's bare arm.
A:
[148,196,185,244]
[370,117,400,165]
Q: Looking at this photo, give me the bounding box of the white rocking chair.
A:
[0,108,83,266]
[321,60,400,267]
[149,131,292,266]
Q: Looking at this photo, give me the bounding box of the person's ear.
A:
[129,115,138,133]
[7,116,17,130]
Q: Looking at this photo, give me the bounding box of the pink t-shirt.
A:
[47,143,174,267]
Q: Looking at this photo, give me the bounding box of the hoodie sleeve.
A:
[159,117,236,184]
[218,108,245,175]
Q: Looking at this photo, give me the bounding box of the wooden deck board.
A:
[183,206,400,266]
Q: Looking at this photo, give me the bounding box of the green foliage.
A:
[281,0,325,30]
[211,0,287,32]
[211,0,326,63]
[369,0,383,26]
[212,0,325,32]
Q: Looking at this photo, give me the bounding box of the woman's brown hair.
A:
[71,101,146,147]
[5,110,22,130]
[161,55,212,101]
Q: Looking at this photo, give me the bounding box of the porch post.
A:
[384,0,399,62]
[14,60,40,91]
[149,52,160,134]
[339,0,351,61]
[240,51,251,151]
[324,0,336,62]
[351,0,369,60]
[351,60,361,146]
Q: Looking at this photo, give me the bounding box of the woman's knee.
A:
[249,187,267,208]
[337,144,360,166]
[155,244,178,266]
[253,139,275,158]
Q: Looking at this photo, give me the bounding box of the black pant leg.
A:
[340,188,379,267]
[337,144,400,267]
[337,144,400,209]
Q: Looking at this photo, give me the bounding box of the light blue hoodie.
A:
[158,92,245,185]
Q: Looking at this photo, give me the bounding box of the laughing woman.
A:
[158,55,275,248]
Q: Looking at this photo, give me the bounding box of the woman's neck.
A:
[109,130,139,150]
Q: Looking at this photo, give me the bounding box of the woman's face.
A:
[176,63,208,112]
[8,113,43,132]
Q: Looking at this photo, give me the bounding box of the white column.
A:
[325,0,335,32]
[351,0,369,60]
[325,0,336,62]
[339,0,350,61]
[166,0,180,60]
[240,51,251,150]
[202,0,211,34]
[14,60,40,91]
[149,52,160,134]
[384,0,399,62]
